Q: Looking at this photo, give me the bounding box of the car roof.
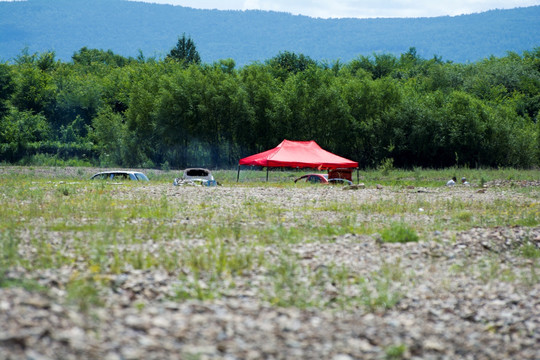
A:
[91,171,148,179]
[184,167,211,171]
[93,171,142,175]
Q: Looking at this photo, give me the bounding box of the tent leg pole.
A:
[266,167,269,182]
[236,165,240,182]
[357,168,359,184]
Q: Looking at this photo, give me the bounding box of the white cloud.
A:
[126,0,540,18]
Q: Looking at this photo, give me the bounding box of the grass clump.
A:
[380,222,419,243]
[264,257,358,310]
[173,275,222,301]
[358,259,407,311]
[172,240,264,301]
[456,211,473,222]
[0,270,45,292]
[65,275,104,313]
[385,344,408,360]
[517,241,540,259]
[0,229,21,268]
[263,255,409,312]
[265,255,320,309]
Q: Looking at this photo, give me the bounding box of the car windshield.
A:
[134,173,149,181]
[185,169,209,177]
[307,175,323,183]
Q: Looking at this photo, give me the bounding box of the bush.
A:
[381,222,419,243]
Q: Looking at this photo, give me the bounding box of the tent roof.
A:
[239,140,358,169]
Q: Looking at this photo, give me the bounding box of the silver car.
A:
[91,171,149,181]
[173,168,217,186]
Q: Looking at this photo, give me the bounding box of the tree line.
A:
[1,42,539,169]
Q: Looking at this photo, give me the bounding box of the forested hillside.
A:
[0,0,539,65]
[0,46,539,169]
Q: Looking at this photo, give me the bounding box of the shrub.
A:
[381,222,419,243]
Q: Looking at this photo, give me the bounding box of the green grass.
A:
[0,275,46,292]
[384,344,407,360]
[380,222,419,243]
[0,166,539,314]
[385,344,408,360]
[517,241,540,259]
[65,275,104,313]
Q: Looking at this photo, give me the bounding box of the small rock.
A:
[0,300,10,311]
[22,298,50,309]
[424,339,446,352]
[333,355,353,360]
[24,350,51,360]
[343,183,365,190]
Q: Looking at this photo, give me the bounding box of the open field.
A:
[1,166,539,359]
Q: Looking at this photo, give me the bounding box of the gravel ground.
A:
[0,167,539,359]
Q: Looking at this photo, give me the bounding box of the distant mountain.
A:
[1,0,539,65]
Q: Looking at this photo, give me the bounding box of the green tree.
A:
[341,76,401,166]
[53,70,103,135]
[0,108,51,162]
[192,64,250,166]
[11,50,56,116]
[89,108,128,166]
[399,90,446,167]
[440,91,487,167]
[153,65,199,167]
[0,63,14,119]
[72,47,131,67]
[123,63,163,167]
[267,51,317,81]
[239,63,279,153]
[348,53,398,80]
[166,34,201,66]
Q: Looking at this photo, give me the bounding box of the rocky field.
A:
[0,167,539,359]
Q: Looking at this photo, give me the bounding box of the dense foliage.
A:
[0,47,539,169]
[1,0,539,65]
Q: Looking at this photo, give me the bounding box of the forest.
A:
[0,45,539,169]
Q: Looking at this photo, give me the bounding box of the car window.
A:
[135,173,149,181]
[111,173,129,180]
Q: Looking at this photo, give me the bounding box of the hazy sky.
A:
[125,0,540,18]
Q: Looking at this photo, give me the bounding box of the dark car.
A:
[294,174,352,185]
[91,171,149,181]
[328,178,353,185]
[294,174,329,184]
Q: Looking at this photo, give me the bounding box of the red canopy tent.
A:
[237,140,358,181]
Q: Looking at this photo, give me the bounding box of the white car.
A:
[173,168,217,186]
[91,171,149,181]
